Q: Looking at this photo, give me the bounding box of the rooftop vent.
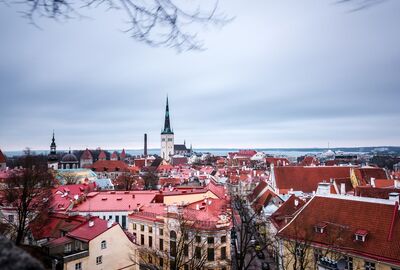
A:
[117,197,122,201]
[132,194,135,199]
[89,220,94,227]
[102,197,107,201]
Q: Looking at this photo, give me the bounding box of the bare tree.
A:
[116,170,140,190]
[132,208,226,270]
[231,194,274,270]
[142,171,159,190]
[6,0,230,51]
[0,149,54,246]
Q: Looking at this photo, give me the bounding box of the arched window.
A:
[101,240,107,249]
[170,230,177,240]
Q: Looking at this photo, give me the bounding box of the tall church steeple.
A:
[48,130,58,169]
[50,130,56,155]
[162,96,173,134]
[161,96,174,161]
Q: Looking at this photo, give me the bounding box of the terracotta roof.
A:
[111,151,119,159]
[0,149,6,163]
[67,217,117,242]
[355,186,400,199]
[252,189,278,213]
[80,148,93,160]
[300,156,319,166]
[120,149,126,159]
[270,195,306,230]
[98,150,107,160]
[31,213,86,240]
[72,191,157,212]
[352,167,388,186]
[90,160,129,172]
[273,166,352,193]
[278,195,400,265]
[248,180,268,202]
[265,157,290,166]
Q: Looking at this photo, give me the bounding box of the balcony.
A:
[63,250,89,263]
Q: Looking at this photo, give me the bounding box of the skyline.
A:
[1,0,400,151]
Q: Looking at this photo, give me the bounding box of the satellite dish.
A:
[337,259,347,270]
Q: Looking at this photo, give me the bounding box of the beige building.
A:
[45,217,137,270]
[128,199,232,270]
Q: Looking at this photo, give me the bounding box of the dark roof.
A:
[161,96,173,134]
[174,144,188,151]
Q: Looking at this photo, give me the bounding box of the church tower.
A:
[48,131,59,170]
[161,96,174,161]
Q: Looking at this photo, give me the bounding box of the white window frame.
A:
[96,256,103,265]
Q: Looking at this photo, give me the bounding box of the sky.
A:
[0,0,400,151]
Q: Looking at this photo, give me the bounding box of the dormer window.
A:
[314,222,327,234]
[355,229,368,242]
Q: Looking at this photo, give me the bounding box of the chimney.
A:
[88,220,94,227]
[107,219,113,228]
[196,204,200,210]
[316,182,331,195]
[370,177,376,187]
[389,192,399,203]
[144,133,148,157]
[340,183,346,195]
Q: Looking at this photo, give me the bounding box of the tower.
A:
[48,131,59,170]
[161,96,174,161]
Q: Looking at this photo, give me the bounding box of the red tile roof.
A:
[120,149,126,159]
[273,166,352,193]
[270,195,306,230]
[252,189,278,213]
[278,195,400,265]
[265,157,290,167]
[355,186,400,199]
[98,150,107,160]
[300,156,320,166]
[0,149,6,163]
[352,167,388,186]
[67,217,117,242]
[73,191,157,212]
[111,151,119,159]
[248,180,268,202]
[90,160,129,172]
[30,213,86,241]
[81,148,93,160]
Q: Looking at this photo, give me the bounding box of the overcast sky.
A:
[0,0,399,151]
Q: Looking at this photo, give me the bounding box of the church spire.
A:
[162,95,173,134]
[50,130,56,154]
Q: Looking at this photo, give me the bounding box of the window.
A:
[196,235,201,243]
[101,240,107,249]
[75,241,81,250]
[8,215,14,223]
[184,265,189,270]
[159,239,164,251]
[122,215,127,229]
[141,234,144,245]
[96,256,102,265]
[103,216,106,220]
[195,247,201,259]
[75,262,82,270]
[159,258,164,267]
[115,215,119,223]
[170,230,177,239]
[148,255,153,264]
[149,236,153,248]
[207,248,215,261]
[141,224,145,231]
[149,226,153,233]
[207,237,214,244]
[365,261,375,270]
[345,256,353,270]
[221,246,227,260]
[109,215,112,220]
[184,232,189,240]
[184,244,189,256]
[132,223,137,230]
[221,236,226,243]
[64,243,72,253]
[159,228,164,235]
